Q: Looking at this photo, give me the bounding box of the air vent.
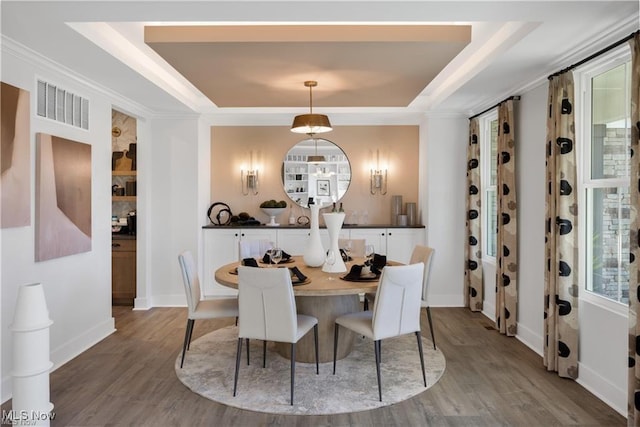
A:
[36,80,89,130]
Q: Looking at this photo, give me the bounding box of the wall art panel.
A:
[35,133,91,261]
[1,82,31,228]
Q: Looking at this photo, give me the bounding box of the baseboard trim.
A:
[430,294,465,307]
[475,312,624,418]
[515,321,543,357]
[577,362,626,417]
[50,317,116,372]
[150,294,188,307]
[133,297,151,310]
[1,316,116,404]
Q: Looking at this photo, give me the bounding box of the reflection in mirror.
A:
[282,138,351,208]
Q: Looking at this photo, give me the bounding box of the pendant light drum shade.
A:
[291,81,332,135]
[291,114,332,134]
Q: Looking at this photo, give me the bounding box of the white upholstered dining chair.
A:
[364,245,437,349]
[238,239,273,260]
[333,262,426,402]
[233,266,319,405]
[178,251,239,368]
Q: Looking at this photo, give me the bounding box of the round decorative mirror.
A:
[282,138,351,208]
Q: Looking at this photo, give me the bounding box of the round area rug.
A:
[175,326,446,415]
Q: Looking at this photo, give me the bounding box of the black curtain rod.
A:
[548,30,639,79]
[469,95,520,120]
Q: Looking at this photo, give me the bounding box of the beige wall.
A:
[210,125,419,225]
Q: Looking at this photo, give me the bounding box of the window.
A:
[581,55,631,304]
[481,112,498,260]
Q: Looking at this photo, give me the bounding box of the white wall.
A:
[515,82,627,415]
[578,300,627,414]
[146,116,201,307]
[423,114,468,307]
[420,82,628,415]
[516,83,547,351]
[1,47,115,402]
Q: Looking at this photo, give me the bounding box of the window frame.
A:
[575,45,631,315]
[480,110,498,264]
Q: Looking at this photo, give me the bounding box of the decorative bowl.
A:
[261,207,286,226]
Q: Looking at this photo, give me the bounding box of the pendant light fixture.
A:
[291,81,332,135]
[307,137,326,163]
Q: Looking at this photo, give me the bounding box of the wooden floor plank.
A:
[1,306,625,426]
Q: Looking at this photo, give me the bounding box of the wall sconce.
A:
[241,151,259,196]
[370,150,387,195]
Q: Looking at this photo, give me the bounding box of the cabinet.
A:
[386,228,425,264]
[202,226,424,297]
[112,238,136,305]
[349,228,387,255]
[202,228,277,296]
[350,227,424,264]
[277,228,349,256]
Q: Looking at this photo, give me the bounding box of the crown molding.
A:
[1,35,172,120]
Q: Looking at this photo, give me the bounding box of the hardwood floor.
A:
[3,306,625,426]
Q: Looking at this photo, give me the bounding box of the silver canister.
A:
[406,202,417,226]
[391,195,403,225]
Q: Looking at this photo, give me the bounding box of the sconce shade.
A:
[370,169,388,195]
[291,81,332,135]
[241,170,259,196]
[291,114,332,134]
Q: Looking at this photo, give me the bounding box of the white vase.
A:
[303,203,325,267]
[11,283,54,426]
[322,212,347,273]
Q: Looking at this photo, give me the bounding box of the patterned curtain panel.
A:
[628,33,640,426]
[496,100,518,336]
[465,118,483,311]
[543,73,579,379]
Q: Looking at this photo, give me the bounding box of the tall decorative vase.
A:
[322,212,347,273]
[391,195,403,225]
[11,283,54,426]
[303,203,326,267]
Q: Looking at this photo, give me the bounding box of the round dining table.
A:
[214,255,395,363]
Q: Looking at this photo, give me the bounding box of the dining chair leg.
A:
[363,297,369,311]
[290,343,296,405]
[332,323,340,375]
[186,318,195,350]
[374,340,382,402]
[415,331,427,387]
[246,338,250,365]
[233,338,243,397]
[314,324,319,374]
[180,318,194,368]
[426,306,436,349]
[263,340,267,368]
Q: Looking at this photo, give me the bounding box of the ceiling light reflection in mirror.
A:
[282,138,351,208]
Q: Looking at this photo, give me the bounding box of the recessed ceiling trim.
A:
[145,23,471,108]
[410,21,540,110]
[144,24,471,43]
[68,22,213,111]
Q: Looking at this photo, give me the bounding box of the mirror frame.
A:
[281,138,351,208]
